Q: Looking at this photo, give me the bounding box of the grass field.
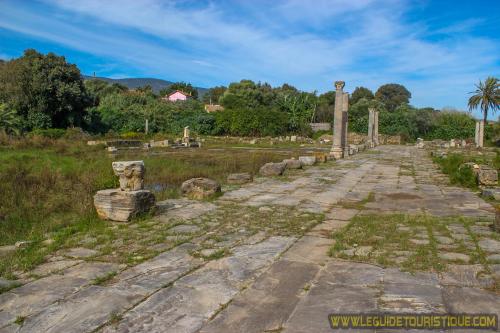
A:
[0,135,320,278]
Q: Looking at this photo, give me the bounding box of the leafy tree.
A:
[375,83,411,112]
[0,103,21,135]
[314,91,335,123]
[135,85,156,98]
[94,92,210,135]
[414,107,437,138]
[350,87,374,105]
[468,77,499,123]
[214,107,287,136]
[276,91,317,134]
[428,110,475,140]
[0,49,90,129]
[85,79,127,106]
[160,82,198,100]
[202,86,226,104]
[220,80,276,109]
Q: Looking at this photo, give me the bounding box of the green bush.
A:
[426,111,474,140]
[433,154,477,189]
[214,108,288,136]
[30,128,66,139]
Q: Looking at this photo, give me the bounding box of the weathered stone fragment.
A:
[298,156,316,166]
[181,178,221,199]
[313,152,328,163]
[112,160,145,191]
[477,165,498,186]
[259,162,286,176]
[482,187,500,200]
[227,173,253,185]
[94,189,155,222]
[282,159,302,169]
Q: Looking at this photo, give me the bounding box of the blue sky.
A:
[0,0,499,116]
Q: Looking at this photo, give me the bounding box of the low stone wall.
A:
[310,123,331,132]
[379,134,401,145]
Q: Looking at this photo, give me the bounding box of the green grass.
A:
[14,316,26,326]
[432,154,478,189]
[330,213,489,273]
[432,151,500,190]
[91,271,117,286]
[0,137,298,278]
[338,192,375,210]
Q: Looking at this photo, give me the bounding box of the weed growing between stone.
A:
[330,214,492,274]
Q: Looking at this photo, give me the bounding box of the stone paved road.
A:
[1,145,499,333]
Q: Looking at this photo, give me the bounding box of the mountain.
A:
[82,75,208,97]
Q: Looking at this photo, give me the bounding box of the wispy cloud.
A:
[0,0,498,114]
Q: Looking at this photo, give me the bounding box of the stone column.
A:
[367,108,375,147]
[330,81,345,159]
[182,126,190,146]
[374,110,379,146]
[478,120,485,148]
[475,121,480,147]
[342,92,349,156]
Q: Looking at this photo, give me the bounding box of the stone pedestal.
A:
[96,160,155,222]
[94,189,155,222]
[330,81,346,159]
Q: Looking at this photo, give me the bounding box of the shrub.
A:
[433,154,477,189]
[214,108,288,136]
[30,128,66,139]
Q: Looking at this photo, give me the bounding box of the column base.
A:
[329,147,343,159]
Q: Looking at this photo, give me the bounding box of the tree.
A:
[202,86,226,104]
[160,82,198,100]
[314,91,335,123]
[350,87,374,105]
[276,91,317,134]
[0,103,21,135]
[468,77,499,124]
[375,83,411,112]
[0,49,90,129]
[85,79,127,106]
[219,80,276,109]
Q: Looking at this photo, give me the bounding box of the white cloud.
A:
[0,0,498,112]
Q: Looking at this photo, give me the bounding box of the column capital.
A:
[334,81,345,90]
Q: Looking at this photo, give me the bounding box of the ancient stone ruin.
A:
[181,177,221,199]
[330,81,346,159]
[94,160,155,222]
[367,107,379,148]
[171,126,201,148]
[475,120,484,148]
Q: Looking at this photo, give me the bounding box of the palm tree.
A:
[468,77,500,123]
[0,103,21,135]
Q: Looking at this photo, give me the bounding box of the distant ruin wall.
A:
[348,132,401,145]
[310,123,331,132]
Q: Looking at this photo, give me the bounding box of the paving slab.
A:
[200,260,320,333]
[0,262,119,328]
